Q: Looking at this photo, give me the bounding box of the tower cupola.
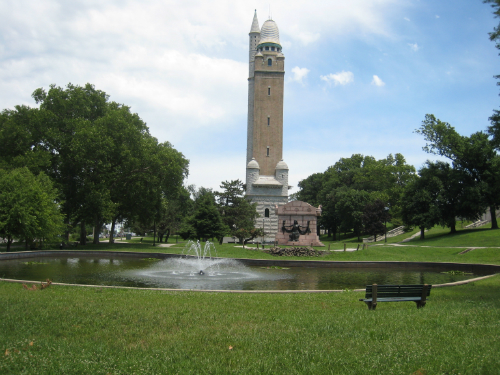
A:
[257,20,281,50]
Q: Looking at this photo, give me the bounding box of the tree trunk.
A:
[165,229,170,243]
[491,206,499,229]
[80,221,87,245]
[420,226,425,240]
[64,217,71,242]
[110,219,116,244]
[449,222,456,234]
[93,218,101,244]
[6,235,12,252]
[153,220,156,246]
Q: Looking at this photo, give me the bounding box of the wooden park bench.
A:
[359,284,432,310]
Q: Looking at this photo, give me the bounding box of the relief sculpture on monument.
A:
[281,220,311,241]
[274,201,324,246]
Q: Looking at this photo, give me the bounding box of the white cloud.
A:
[435,15,440,19]
[280,0,404,43]
[408,43,419,51]
[291,66,310,84]
[404,17,410,21]
[297,31,321,45]
[320,71,354,86]
[371,75,385,86]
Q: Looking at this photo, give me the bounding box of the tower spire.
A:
[250,9,260,33]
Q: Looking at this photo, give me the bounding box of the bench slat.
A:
[360,284,432,310]
[364,284,432,299]
[359,297,423,302]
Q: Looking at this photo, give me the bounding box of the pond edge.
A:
[1,250,498,293]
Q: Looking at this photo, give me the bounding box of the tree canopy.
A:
[215,180,260,244]
[416,114,500,229]
[293,153,416,239]
[185,191,228,242]
[0,83,189,245]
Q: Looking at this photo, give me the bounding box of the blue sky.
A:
[1,0,498,195]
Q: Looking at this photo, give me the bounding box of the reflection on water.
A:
[0,256,484,291]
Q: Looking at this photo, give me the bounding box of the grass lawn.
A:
[319,222,499,247]
[1,275,499,374]
[1,228,500,374]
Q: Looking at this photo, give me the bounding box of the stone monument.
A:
[274,201,324,246]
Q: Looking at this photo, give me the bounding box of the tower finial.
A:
[250,10,260,33]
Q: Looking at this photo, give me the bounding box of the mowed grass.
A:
[1,275,500,374]
[1,229,500,373]
[403,227,500,247]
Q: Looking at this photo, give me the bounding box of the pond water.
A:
[0,255,486,290]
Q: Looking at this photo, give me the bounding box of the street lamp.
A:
[384,206,390,243]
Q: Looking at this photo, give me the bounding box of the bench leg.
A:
[415,301,426,309]
[365,301,377,310]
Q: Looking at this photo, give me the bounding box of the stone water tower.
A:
[245,10,289,240]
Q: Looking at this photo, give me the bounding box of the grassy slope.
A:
[1,275,499,374]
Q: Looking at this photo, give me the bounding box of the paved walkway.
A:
[85,239,177,248]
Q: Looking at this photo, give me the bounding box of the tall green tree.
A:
[291,173,325,206]
[0,83,189,244]
[485,0,500,50]
[484,0,500,178]
[215,180,259,244]
[0,168,64,251]
[294,153,415,238]
[419,161,484,233]
[416,114,500,229]
[362,200,391,242]
[401,174,442,240]
[186,192,228,242]
[333,187,370,241]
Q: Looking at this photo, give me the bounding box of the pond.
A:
[0,254,491,291]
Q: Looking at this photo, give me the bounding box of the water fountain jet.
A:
[128,240,277,289]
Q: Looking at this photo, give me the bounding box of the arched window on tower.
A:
[265,208,270,218]
[267,58,272,66]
